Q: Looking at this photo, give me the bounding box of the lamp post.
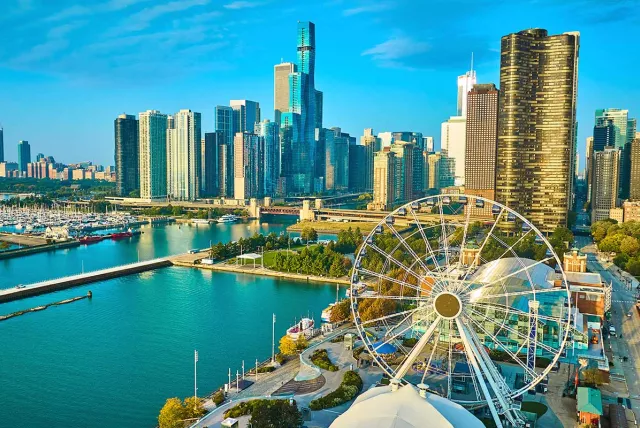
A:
[194,350,198,407]
[255,359,259,382]
[272,313,276,363]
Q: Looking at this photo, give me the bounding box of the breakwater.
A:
[0,291,92,322]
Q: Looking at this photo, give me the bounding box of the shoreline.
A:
[171,258,350,286]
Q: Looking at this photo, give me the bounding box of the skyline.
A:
[0,0,639,167]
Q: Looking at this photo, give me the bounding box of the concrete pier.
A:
[0,257,172,303]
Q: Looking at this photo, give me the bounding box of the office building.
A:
[167,109,201,201]
[361,129,380,191]
[0,127,3,163]
[371,149,398,211]
[114,114,139,197]
[378,132,393,148]
[423,136,434,152]
[389,141,416,202]
[465,84,499,201]
[17,140,30,174]
[441,116,466,185]
[495,29,579,232]
[325,129,349,192]
[630,137,640,201]
[0,162,18,178]
[595,109,631,149]
[314,128,326,191]
[621,118,637,199]
[201,132,219,197]
[230,100,261,134]
[315,89,323,129]
[139,110,168,199]
[255,120,279,196]
[274,62,296,125]
[348,145,366,192]
[215,105,234,197]
[457,64,477,117]
[593,118,615,152]
[234,132,263,200]
[591,147,619,223]
[586,137,593,203]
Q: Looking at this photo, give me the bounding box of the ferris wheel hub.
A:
[434,292,462,319]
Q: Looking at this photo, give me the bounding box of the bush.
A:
[353,346,365,360]
[402,337,418,347]
[212,390,225,406]
[309,370,363,410]
[224,399,303,427]
[257,366,276,373]
[330,334,345,343]
[310,349,339,371]
[276,353,286,365]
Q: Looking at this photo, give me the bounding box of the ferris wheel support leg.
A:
[526,301,540,383]
[456,318,504,428]
[393,316,442,381]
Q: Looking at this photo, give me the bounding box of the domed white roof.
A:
[329,384,484,428]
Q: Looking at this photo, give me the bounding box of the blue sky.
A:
[0,0,638,169]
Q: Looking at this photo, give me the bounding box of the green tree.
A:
[249,399,303,428]
[620,236,640,256]
[301,226,318,243]
[626,258,640,276]
[582,368,604,386]
[295,335,308,351]
[330,299,351,323]
[158,398,186,428]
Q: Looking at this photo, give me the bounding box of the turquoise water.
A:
[0,221,340,427]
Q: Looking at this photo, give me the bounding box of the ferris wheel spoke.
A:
[466,307,560,355]
[469,284,565,302]
[447,318,453,399]
[376,311,436,353]
[421,333,440,385]
[473,302,568,324]
[410,207,444,274]
[437,197,451,268]
[366,242,425,283]
[393,315,442,380]
[489,232,537,293]
[465,314,538,380]
[387,223,435,280]
[455,318,506,428]
[456,200,473,272]
[358,307,423,327]
[357,267,428,297]
[464,256,554,296]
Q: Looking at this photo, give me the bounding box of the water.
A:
[0,221,340,427]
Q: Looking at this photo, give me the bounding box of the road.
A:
[580,240,640,422]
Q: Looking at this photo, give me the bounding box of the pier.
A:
[0,292,92,322]
[0,257,172,303]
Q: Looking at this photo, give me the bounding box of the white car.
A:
[609,326,617,336]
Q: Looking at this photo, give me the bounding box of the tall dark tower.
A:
[114,114,139,197]
[0,126,4,163]
[496,29,579,232]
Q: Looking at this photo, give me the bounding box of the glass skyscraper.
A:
[0,127,4,163]
[255,120,280,197]
[215,106,234,197]
[17,140,31,174]
[114,114,139,197]
[167,109,201,201]
[139,110,168,199]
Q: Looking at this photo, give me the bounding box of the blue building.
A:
[17,140,31,174]
[255,120,279,197]
[215,106,234,197]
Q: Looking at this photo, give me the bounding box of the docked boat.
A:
[79,235,104,244]
[110,231,133,240]
[286,318,315,340]
[321,304,335,323]
[192,219,210,225]
[217,214,239,223]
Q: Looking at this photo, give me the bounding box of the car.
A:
[15,284,26,289]
[188,249,200,254]
[628,312,632,318]
[609,326,617,336]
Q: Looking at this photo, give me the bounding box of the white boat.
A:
[217,214,239,223]
[286,318,315,340]
[191,219,210,225]
[321,303,335,323]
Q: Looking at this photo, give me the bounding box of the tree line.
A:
[592,219,640,276]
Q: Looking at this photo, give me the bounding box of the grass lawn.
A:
[521,401,548,418]
[262,244,317,267]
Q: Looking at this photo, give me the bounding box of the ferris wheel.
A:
[350,194,572,427]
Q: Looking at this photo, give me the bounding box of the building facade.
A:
[114,114,139,197]
[215,106,235,197]
[371,149,398,210]
[630,137,640,201]
[201,132,219,197]
[167,109,201,201]
[465,83,499,201]
[17,140,31,174]
[441,116,466,186]
[0,127,3,163]
[325,129,349,192]
[139,110,168,199]
[230,100,261,134]
[591,147,619,223]
[496,28,579,232]
[234,132,263,200]
[274,62,296,125]
[361,128,380,192]
[255,120,280,197]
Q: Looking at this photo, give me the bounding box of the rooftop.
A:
[577,387,603,415]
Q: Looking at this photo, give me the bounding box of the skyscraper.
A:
[230,100,261,134]
[496,29,579,232]
[139,110,168,199]
[372,149,398,210]
[440,116,466,186]
[389,142,416,202]
[274,62,296,125]
[234,132,263,200]
[630,137,640,201]
[201,132,219,197]
[215,106,234,197]
[361,128,380,192]
[167,109,201,201]
[0,127,4,163]
[591,147,619,223]
[586,136,593,203]
[114,114,139,197]
[457,64,477,117]
[423,136,434,153]
[325,129,348,192]
[595,109,630,149]
[17,140,30,174]
[621,118,637,199]
[315,89,323,129]
[281,21,317,194]
[348,145,365,192]
[255,120,280,196]
[593,118,616,151]
[465,84,499,201]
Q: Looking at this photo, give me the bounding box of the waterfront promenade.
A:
[0,257,172,303]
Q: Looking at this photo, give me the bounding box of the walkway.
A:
[0,257,172,303]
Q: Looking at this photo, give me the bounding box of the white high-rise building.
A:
[274,62,296,125]
[378,132,393,148]
[139,110,168,199]
[167,109,201,201]
[457,64,477,117]
[441,116,466,186]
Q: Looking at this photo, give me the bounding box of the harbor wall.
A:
[0,240,80,260]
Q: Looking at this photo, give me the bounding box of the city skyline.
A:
[0,1,638,167]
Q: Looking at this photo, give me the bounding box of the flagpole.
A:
[271,313,276,363]
[194,350,198,410]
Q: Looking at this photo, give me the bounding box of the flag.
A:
[194,350,198,362]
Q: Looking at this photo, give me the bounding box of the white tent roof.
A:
[236,253,262,260]
[330,384,483,428]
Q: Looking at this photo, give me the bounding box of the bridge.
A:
[0,257,173,303]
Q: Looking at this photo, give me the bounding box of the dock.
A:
[0,257,172,303]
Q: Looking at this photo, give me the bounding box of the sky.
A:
[0,0,638,170]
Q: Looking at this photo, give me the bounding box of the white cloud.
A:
[224,1,260,10]
[44,5,92,22]
[343,2,394,16]
[108,0,210,34]
[362,34,430,69]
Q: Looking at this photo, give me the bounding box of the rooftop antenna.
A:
[470,52,474,73]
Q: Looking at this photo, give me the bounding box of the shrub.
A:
[309,371,363,410]
[310,349,339,372]
[212,390,225,406]
[330,334,345,343]
[402,337,418,347]
[257,366,276,373]
[275,353,286,365]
